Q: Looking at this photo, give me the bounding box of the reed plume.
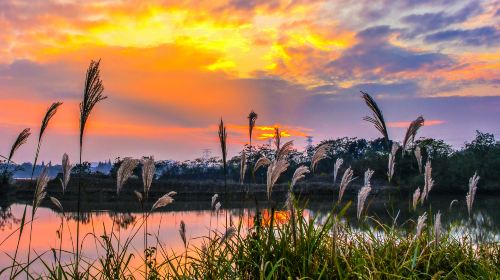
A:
[33,166,50,213]
[79,60,106,149]
[357,169,374,220]
[7,128,31,163]
[332,158,343,185]
[116,157,140,195]
[311,143,330,173]
[338,167,355,203]
[151,192,176,211]
[402,116,424,155]
[60,153,72,194]
[215,202,221,214]
[364,168,374,187]
[32,102,63,179]
[134,190,143,203]
[179,220,187,248]
[276,140,293,160]
[274,127,281,150]
[142,156,155,197]
[421,160,434,202]
[414,212,427,240]
[361,91,388,142]
[239,151,246,185]
[414,146,423,174]
[211,194,219,210]
[291,166,309,190]
[254,157,271,175]
[357,186,371,220]
[449,199,458,211]
[412,187,421,210]
[248,110,258,147]
[266,159,289,200]
[466,172,480,217]
[434,211,442,245]
[49,196,64,213]
[220,226,236,244]
[76,59,106,270]
[387,142,399,182]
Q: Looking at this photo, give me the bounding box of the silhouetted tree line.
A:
[104,130,499,193]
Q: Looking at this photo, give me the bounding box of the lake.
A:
[1,193,499,278]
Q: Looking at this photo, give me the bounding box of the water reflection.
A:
[0,193,498,277]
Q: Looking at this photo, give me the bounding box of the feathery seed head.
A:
[8,128,31,162]
[311,143,330,172]
[466,172,480,217]
[333,158,343,185]
[338,167,355,203]
[116,157,140,195]
[49,196,64,214]
[34,166,50,213]
[291,165,309,190]
[142,156,155,196]
[151,191,176,211]
[357,185,372,220]
[266,159,290,200]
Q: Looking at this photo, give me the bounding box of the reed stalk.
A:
[76,59,106,275]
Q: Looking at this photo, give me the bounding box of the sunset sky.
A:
[0,0,499,163]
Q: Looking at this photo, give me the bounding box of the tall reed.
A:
[31,102,62,179]
[11,101,60,279]
[141,156,155,278]
[76,59,106,273]
[218,119,228,226]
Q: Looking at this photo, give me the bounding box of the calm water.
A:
[0,193,499,278]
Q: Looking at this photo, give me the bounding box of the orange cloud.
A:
[387,119,445,128]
